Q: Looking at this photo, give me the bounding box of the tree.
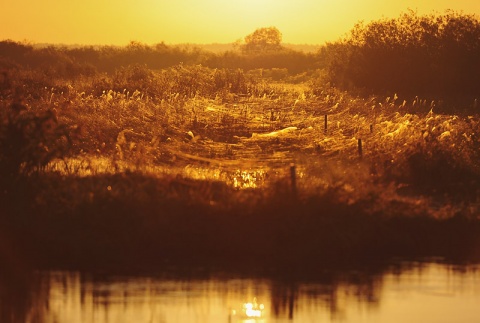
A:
[242,27,283,53]
[326,10,480,100]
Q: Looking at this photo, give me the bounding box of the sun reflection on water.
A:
[2,263,480,323]
[243,298,265,318]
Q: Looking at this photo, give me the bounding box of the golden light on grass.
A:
[1,0,480,294]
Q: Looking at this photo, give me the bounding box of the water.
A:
[1,262,479,323]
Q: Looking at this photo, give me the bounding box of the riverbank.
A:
[2,171,480,275]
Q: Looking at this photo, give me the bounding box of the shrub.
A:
[112,64,155,95]
[213,68,248,94]
[326,10,480,102]
[0,102,73,183]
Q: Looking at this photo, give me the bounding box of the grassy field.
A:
[1,37,480,273]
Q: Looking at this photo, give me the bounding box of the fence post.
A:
[290,163,297,197]
[324,114,328,134]
[358,138,363,158]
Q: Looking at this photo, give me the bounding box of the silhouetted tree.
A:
[242,27,283,53]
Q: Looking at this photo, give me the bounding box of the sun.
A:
[235,0,277,12]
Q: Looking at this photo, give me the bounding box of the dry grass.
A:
[30,79,479,219]
[1,65,480,271]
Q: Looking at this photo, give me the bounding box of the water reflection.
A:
[1,262,479,323]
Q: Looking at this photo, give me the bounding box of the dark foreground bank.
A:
[1,172,480,275]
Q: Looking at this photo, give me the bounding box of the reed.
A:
[1,50,480,273]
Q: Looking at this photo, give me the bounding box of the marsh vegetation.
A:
[1,11,480,273]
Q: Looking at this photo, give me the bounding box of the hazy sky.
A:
[1,0,480,45]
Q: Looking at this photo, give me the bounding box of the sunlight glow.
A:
[1,0,479,44]
[242,298,265,318]
[232,169,267,189]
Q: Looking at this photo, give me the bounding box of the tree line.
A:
[0,28,318,78]
[2,12,480,102]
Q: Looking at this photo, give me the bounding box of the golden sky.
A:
[1,0,480,45]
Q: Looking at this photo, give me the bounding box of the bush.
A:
[326,10,480,101]
[0,102,73,183]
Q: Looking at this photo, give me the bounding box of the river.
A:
[1,261,479,323]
